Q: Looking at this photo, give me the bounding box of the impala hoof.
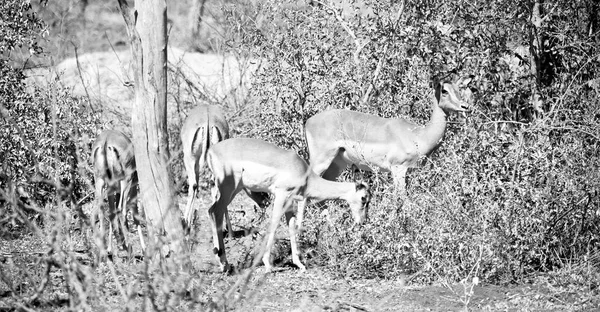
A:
[220,262,231,273]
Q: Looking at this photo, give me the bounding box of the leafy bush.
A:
[223,0,600,283]
[1,0,101,229]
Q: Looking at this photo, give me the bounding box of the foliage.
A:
[0,0,101,228]
[223,0,600,283]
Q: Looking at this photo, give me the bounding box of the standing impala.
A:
[91,129,145,255]
[206,138,370,272]
[305,75,473,193]
[180,104,230,228]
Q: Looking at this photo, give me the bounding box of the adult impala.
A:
[91,129,145,255]
[180,104,231,228]
[206,138,370,272]
[305,75,473,193]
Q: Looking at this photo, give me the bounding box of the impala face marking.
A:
[91,129,145,256]
[206,138,370,272]
[305,75,473,193]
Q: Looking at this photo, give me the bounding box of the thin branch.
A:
[71,42,97,115]
[360,1,404,105]
[360,44,388,106]
[105,30,133,87]
[314,0,366,65]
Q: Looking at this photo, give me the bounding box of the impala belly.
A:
[238,161,299,193]
[340,140,394,172]
[338,131,418,172]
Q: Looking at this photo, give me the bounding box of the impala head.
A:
[434,75,473,114]
[348,182,371,225]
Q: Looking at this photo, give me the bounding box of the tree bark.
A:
[116,0,185,257]
[188,0,208,52]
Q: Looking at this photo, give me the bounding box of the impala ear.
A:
[456,75,474,88]
[355,182,369,192]
[431,76,442,90]
[432,76,444,102]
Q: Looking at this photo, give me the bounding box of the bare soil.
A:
[2,193,593,311]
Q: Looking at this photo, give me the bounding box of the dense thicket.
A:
[2,0,598,285]
[0,0,100,231]
[223,0,600,282]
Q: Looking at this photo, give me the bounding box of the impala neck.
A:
[415,95,449,155]
[305,173,355,203]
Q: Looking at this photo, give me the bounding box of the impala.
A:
[206,138,370,272]
[180,104,231,231]
[305,75,473,193]
[91,129,145,255]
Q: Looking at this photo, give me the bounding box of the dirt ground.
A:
[177,195,590,312]
[3,193,592,311]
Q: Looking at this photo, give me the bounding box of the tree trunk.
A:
[188,0,208,52]
[117,0,185,257]
[529,0,543,88]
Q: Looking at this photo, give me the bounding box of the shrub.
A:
[224,0,600,283]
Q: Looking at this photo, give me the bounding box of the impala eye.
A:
[441,88,449,95]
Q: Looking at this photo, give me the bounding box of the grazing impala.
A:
[206,138,370,272]
[305,75,473,193]
[180,104,230,228]
[91,129,145,255]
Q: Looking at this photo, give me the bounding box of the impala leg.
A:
[94,178,108,260]
[224,207,233,239]
[296,199,307,233]
[262,194,287,272]
[118,180,132,254]
[391,165,408,195]
[106,191,119,255]
[127,175,145,252]
[208,179,235,272]
[183,153,199,227]
[208,201,228,272]
[111,191,128,253]
[285,208,305,271]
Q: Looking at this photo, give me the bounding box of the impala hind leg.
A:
[107,192,128,254]
[126,177,145,252]
[118,179,136,256]
[183,152,200,227]
[262,194,288,272]
[285,209,305,271]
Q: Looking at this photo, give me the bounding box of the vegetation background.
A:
[1,0,599,310]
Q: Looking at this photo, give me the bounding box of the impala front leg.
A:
[208,201,229,272]
[391,165,408,195]
[262,195,287,272]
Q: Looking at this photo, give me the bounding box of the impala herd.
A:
[91,75,472,272]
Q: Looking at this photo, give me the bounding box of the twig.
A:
[105,30,133,88]
[359,1,404,105]
[71,42,97,115]
[107,260,129,303]
[360,44,388,106]
[313,0,367,65]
